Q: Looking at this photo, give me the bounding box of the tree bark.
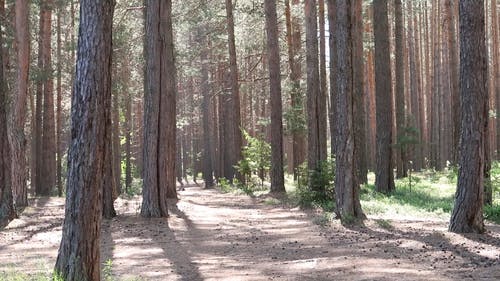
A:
[8,0,30,209]
[141,0,177,218]
[112,84,121,197]
[449,0,487,234]
[103,96,117,219]
[54,0,114,279]
[352,0,366,184]
[56,2,63,197]
[39,0,57,196]
[199,26,214,188]
[305,0,324,192]
[318,0,328,167]
[285,0,306,179]
[124,88,132,192]
[225,0,243,183]
[444,0,460,164]
[0,6,16,227]
[373,0,395,194]
[394,0,407,178]
[492,0,500,160]
[335,0,364,221]
[327,0,337,159]
[265,0,285,193]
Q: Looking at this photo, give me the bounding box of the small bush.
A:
[295,160,335,211]
[235,130,271,187]
[484,204,500,224]
[124,178,142,197]
[217,178,233,193]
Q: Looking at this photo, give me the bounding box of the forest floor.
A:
[1,184,500,281]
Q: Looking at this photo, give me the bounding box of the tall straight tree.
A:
[264,0,285,193]
[444,0,459,164]
[335,0,364,220]
[449,0,487,234]
[54,0,114,279]
[141,0,177,217]
[103,92,116,219]
[352,0,366,184]
[8,0,30,209]
[0,7,15,226]
[394,0,407,178]
[327,0,337,158]
[373,0,395,194]
[55,1,63,197]
[305,0,325,192]
[225,0,243,183]
[199,24,214,188]
[492,0,500,160]
[284,0,306,178]
[38,0,57,196]
[318,0,328,168]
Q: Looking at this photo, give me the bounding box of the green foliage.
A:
[235,130,271,186]
[103,259,113,281]
[124,178,142,197]
[295,160,335,211]
[361,173,456,219]
[0,272,51,281]
[233,179,256,197]
[284,105,306,135]
[283,81,306,135]
[484,204,500,224]
[217,178,233,193]
[395,125,420,149]
[485,161,500,223]
[491,161,500,197]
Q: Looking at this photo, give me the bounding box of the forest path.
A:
[1,185,500,280]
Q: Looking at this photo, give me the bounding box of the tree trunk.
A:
[39,0,57,196]
[352,0,366,184]
[492,0,500,160]
[305,0,324,192]
[430,1,441,170]
[225,0,243,183]
[285,0,306,179]
[112,86,121,197]
[373,0,395,194]
[141,0,177,218]
[124,88,132,192]
[54,0,114,279]
[335,0,364,221]
[56,2,63,197]
[444,0,460,164]
[265,0,285,193]
[199,26,214,188]
[394,0,407,178]
[449,0,487,234]
[102,96,116,219]
[0,7,16,227]
[327,0,337,160]
[8,0,30,209]
[318,0,328,166]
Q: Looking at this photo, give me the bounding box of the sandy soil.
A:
[1,184,499,281]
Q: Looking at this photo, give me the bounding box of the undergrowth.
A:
[288,164,500,224]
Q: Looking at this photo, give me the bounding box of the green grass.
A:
[287,166,500,224]
[0,272,52,281]
[360,171,456,220]
[0,261,143,281]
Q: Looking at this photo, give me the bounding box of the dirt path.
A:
[1,185,500,280]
